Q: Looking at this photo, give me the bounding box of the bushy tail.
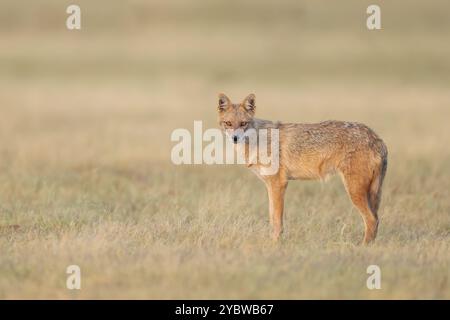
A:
[369,154,387,215]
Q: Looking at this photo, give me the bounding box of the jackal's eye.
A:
[240,122,248,127]
[225,121,232,127]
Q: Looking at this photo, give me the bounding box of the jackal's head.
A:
[217,93,255,144]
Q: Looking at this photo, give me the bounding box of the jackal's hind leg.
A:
[341,173,378,245]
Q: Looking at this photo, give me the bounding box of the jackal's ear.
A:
[218,93,231,112]
[242,93,256,113]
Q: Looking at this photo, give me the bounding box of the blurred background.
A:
[1,0,450,166]
[0,0,449,299]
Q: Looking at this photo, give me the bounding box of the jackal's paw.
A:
[271,231,283,242]
[362,237,376,246]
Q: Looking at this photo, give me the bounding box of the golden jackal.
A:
[218,93,388,244]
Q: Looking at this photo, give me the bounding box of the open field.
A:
[0,0,449,299]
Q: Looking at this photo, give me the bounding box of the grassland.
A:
[0,0,449,299]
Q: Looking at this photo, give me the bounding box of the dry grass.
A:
[0,0,449,299]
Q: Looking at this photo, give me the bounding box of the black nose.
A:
[233,136,238,143]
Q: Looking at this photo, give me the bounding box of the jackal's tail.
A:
[368,146,388,215]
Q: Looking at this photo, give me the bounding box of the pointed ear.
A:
[242,93,256,113]
[218,93,231,112]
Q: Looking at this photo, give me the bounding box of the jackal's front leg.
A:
[265,179,288,241]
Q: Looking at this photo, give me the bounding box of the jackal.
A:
[217,93,388,244]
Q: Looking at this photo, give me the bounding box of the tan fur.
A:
[218,93,388,245]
